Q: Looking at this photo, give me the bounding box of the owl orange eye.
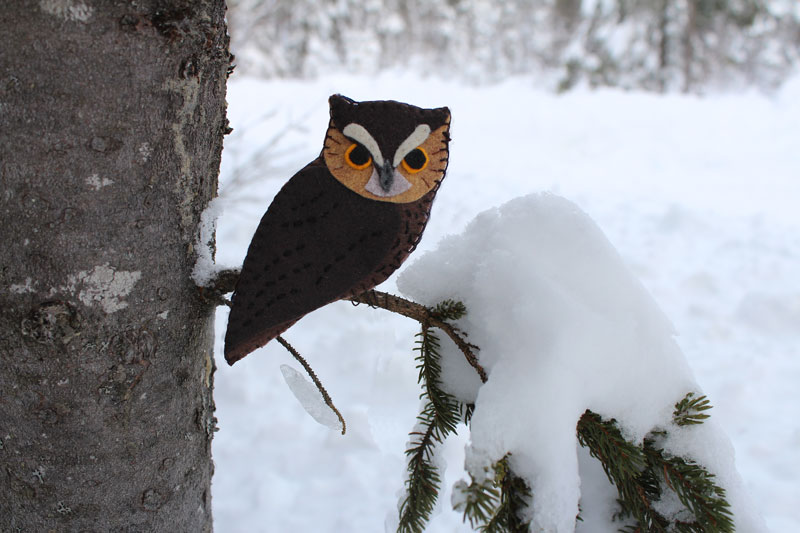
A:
[401,147,428,173]
[345,143,372,170]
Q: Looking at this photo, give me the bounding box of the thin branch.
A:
[205,267,240,294]
[204,270,488,383]
[276,335,346,435]
[198,268,239,307]
[347,290,487,383]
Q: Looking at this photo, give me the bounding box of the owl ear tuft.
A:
[329,94,359,128]
[433,106,451,126]
[329,94,357,112]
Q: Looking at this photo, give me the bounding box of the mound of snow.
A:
[398,192,765,532]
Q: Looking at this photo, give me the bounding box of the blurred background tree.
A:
[227,0,799,92]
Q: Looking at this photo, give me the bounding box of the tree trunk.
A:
[657,0,670,92]
[0,2,229,531]
[682,0,698,92]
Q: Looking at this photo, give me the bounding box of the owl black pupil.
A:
[404,149,426,170]
[349,144,370,166]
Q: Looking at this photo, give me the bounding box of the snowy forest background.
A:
[211,1,800,532]
[228,0,800,92]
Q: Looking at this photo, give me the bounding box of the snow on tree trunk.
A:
[0,3,229,531]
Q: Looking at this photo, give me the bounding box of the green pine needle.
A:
[673,392,713,426]
[396,298,734,533]
[454,454,531,533]
[643,440,735,532]
[399,422,442,533]
[577,404,734,533]
[398,326,464,533]
[461,403,475,426]
[454,475,501,529]
[429,299,468,321]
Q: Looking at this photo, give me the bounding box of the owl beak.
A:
[365,161,412,198]
[377,161,396,193]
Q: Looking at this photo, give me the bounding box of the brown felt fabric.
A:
[224,95,450,364]
[328,94,450,158]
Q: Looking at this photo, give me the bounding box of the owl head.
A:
[323,94,451,204]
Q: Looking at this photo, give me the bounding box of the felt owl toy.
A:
[224,95,451,364]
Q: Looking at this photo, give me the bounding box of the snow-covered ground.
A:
[210,73,800,532]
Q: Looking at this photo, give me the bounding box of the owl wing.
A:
[224,159,406,365]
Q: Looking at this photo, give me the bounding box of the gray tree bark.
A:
[0,2,229,531]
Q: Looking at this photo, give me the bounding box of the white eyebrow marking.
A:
[342,123,384,166]
[393,124,431,168]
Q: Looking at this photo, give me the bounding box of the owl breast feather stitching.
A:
[224,95,451,364]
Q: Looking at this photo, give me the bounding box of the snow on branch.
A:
[204,192,765,531]
[396,192,765,532]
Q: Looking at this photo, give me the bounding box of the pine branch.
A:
[461,403,475,426]
[493,455,533,533]
[399,422,441,533]
[665,394,733,530]
[577,397,734,533]
[348,290,487,383]
[429,299,467,321]
[673,392,712,426]
[416,328,461,436]
[453,471,502,529]
[577,411,667,531]
[642,441,734,532]
[206,270,736,533]
[454,454,531,533]
[398,326,463,533]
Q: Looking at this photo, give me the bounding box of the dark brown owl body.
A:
[224,95,450,365]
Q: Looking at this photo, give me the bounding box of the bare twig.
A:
[276,335,346,435]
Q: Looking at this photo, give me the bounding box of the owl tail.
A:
[223,318,299,365]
